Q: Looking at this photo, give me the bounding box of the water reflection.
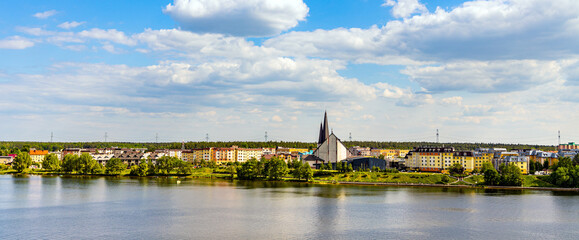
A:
[0,175,578,239]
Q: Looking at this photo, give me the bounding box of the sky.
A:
[1,0,579,145]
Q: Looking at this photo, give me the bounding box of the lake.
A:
[0,175,578,239]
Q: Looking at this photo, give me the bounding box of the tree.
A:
[300,163,313,181]
[265,157,288,180]
[62,154,80,173]
[543,160,550,170]
[79,153,99,174]
[176,160,193,175]
[238,158,259,180]
[12,152,32,172]
[499,163,523,186]
[42,153,60,172]
[347,163,353,172]
[529,159,536,173]
[483,167,500,186]
[156,156,179,175]
[105,158,127,175]
[449,163,465,175]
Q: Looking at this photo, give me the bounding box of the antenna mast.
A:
[436,129,439,143]
[265,131,268,142]
[105,132,108,142]
[558,130,561,146]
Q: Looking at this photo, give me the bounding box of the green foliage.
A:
[499,163,523,186]
[105,158,127,175]
[347,163,353,172]
[41,153,60,172]
[264,157,288,180]
[12,152,32,172]
[156,156,180,175]
[78,153,99,174]
[483,167,500,186]
[548,157,579,188]
[440,175,451,184]
[176,160,193,175]
[449,163,465,175]
[62,154,80,173]
[238,158,259,180]
[129,165,139,176]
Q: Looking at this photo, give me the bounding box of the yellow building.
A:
[29,150,49,163]
[473,152,493,170]
[408,147,454,172]
[214,147,237,164]
[501,156,529,174]
[451,151,475,172]
[236,148,263,162]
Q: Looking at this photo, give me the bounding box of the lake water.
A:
[0,175,578,239]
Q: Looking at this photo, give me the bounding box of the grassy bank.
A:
[313,171,452,184]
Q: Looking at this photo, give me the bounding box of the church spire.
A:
[318,111,330,146]
[323,111,329,140]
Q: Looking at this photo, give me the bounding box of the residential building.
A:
[29,150,49,163]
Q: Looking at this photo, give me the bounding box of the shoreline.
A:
[3,172,579,192]
[321,180,579,192]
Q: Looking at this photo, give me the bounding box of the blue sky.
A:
[1,0,579,144]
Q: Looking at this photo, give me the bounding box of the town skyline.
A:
[1,0,579,144]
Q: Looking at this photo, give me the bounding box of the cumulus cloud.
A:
[402,60,561,93]
[33,10,58,19]
[0,36,34,49]
[440,96,463,106]
[163,0,308,36]
[271,115,283,122]
[383,0,428,18]
[78,28,137,46]
[375,82,432,107]
[266,0,579,64]
[58,21,85,29]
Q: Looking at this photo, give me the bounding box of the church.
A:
[304,112,350,168]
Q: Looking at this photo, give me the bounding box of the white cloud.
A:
[402,60,562,93]
[33,10,58,19]
[266,0,579,64]
[0,36,34,49]
[440,96,463,106]
[78,28,137,46]
[383,0,428,18]
[272,115,283,122]
[163,0,308,36]
[58,21,85,29]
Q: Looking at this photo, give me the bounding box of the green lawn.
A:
[522,175,555,187]
[314,172,451,184]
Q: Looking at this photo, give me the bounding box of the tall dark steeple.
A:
[323,111,329,141]
[318,111,330,146]
[318,123,324,145]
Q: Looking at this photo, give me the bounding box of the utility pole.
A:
[436,129,439,143]
[265,131,268,142]
[105,132,108,142]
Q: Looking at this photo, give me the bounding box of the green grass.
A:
[463,175,484,185]
[522,175,555,187]
[314,172,451,184]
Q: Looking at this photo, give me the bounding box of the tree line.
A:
[1,140,555,153]
[8,152,194,176]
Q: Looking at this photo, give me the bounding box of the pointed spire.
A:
[318,123,324,145]
[323,111,329,141]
